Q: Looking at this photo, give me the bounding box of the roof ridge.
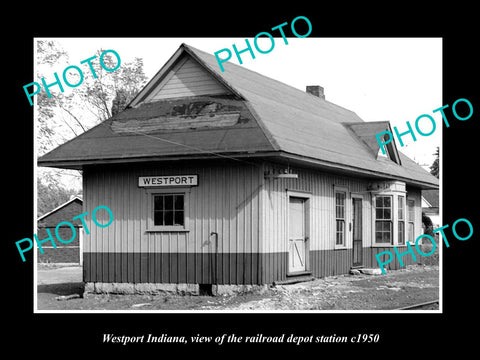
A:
[182,43,361,120]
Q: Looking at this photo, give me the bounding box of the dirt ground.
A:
[36,264,439,311]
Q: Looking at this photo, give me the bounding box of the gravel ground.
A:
[36,264,439,311]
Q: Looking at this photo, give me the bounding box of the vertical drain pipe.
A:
[210,232,219,295]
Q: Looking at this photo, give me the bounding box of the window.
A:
[398,196,405,245]
[335,191,346,246]
[147,191,188,231]
[154,194,184,226]
[377,135,390,158]
[376,134,400,164]
[375,195,392,244]
[407,199,415,242]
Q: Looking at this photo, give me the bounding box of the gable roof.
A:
[38,43,438,189]
[38,196,83,226]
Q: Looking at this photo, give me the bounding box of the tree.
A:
[36,40,72,155]
[422,212,434,237]
[37,178,79,217]
[430,147,439,178]
[36,40,148,215]
[37,41,148,155]
[76,50,147,120]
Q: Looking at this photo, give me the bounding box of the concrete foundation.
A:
[84,282,270,296]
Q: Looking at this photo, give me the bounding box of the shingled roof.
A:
[38,43,439,189]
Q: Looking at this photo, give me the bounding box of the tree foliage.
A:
[429,146,439,178]
[36,40,148,215]
[76,50,147,120]
[37,178,79,217]
[37,41,148,155]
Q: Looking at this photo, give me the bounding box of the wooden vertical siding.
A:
[83,160,423,286]
[261,162,421,283]
[262,162,370,282]
[83,161,263,285]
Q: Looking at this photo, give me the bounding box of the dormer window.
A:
[378,133,401,164]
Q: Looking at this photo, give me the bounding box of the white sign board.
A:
[138,175,198,187]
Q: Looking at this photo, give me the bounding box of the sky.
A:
[36,37,442,190]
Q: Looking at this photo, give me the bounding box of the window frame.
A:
[374,195,393,245]
[146,188,190,232]
[334,186,349,249]
[398,195,405,245]
[407,199,415,244]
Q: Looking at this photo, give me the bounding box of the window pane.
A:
[174,210,184,226]
[337,205,344,219]
[398,221,405,244]
[376,209,383,220]
[174,195,184,210]
[154,195,164,211]
[336,192,345,204]
[383,231,391,243]
[154,211,163,226]
[375,221,392,243]
[336,220,344,245]
[408,223,414,242]
[387,222,392,243]
[375,196,383,207]
[383,196,391,207]
[383,209,391,220]
[164,195,173,210]
[164,210,173,225]
[335,192,345,219]
[398,196,404,220]
[385,222,392,232]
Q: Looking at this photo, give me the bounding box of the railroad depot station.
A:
[38,43,439,294]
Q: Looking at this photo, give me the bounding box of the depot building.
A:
[38,43,439,294]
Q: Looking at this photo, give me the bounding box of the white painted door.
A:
[288,197,306,273]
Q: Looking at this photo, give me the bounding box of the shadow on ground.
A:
[38,282,84,296]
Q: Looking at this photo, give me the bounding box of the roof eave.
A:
[37,150,439,189]
[37,150,280,170]
[273,152,439,190]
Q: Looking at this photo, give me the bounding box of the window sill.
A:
[334,245,348,250]
[146,228,190,233]
[372,243,412,247]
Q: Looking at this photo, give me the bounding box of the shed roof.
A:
[38,43,438,189]
[422,189,440,208]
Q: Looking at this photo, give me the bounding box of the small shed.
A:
[37,196,83,264]
[38,43,439,294]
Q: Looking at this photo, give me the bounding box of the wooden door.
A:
[352,197,363,266]
[288,197,307,273]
